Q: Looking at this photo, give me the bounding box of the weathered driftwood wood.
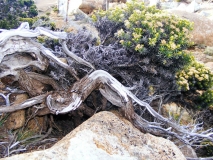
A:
[0,22,67,46]
[46,70,213,143]
[0,22,94,77]
[0,52,48,80]
[18,70,60,97]
[0,94,47,112]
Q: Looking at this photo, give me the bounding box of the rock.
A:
[197,3,213,20]
[160,1,201,12]
[169,10,213,46]
[5,94,28,130]
[80,0,103,14]
[160,2,180,10]
[149,0,160,7]
[2,111,186,160]
[79,1,96,14]
[26,116,47,133]
[179,145,198,158]
[5,110,25,130]
[179,1,201,13]
[204,62,213,71]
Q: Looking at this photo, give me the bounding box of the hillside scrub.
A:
[0,0,38,29]
[91,0,213,110]
[0,0,213,158]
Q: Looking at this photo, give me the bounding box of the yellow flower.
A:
[135,44,144,51]
[132,32,141,39]
[120,40,124,44]
[195,74,200,79]
[198,77,204,81]
[117,29,124,37]
[170,42,177,50]
[204,74,209,80]
[135,21,140,25]
[160,28,165,33]
[183,27,188,33]
[184,75,189,79]
[176,28,180,32]
[186,84,190,90]
[156,21,163,27]
[124,20,131,28]
[134,9,141,14]
[170,25,175,29]
[120,14,124,20]
[161,39,166,44]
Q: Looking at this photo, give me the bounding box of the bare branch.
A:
[62,41,95,70]
[0,22,67,46]
[0,94,48,113]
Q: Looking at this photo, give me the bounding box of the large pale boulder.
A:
[198,3,213,21]
[169,10,213,46]
[1,111,186,160]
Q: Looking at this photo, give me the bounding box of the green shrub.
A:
[0,0,38,29]
[29,5,38,17]
[197,90,213,109]
[50,22,56,30]
[19,17,38,26]
[176,61,213,91]
[53,6,59,12]
[40,15,50,21]
[176,61,213,109]
[37,36,47,43]
[46,12,51,16]
[92,0,193,68]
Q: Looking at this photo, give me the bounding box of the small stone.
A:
[26,116,47,133]
[5,94,28,130]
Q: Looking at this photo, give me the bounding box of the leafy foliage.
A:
[92,0,193,68]
[19,17,38,26]
[176,61,213,91]
[90,0,213,111]
[197,90,213,109]
[176,61,213,109]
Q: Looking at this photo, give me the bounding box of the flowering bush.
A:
[197,90,213,109]
[92,0,193,67]
[176,61,213,109]
[176,61,213,91]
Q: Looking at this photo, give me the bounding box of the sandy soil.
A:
[34,0,57,12]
